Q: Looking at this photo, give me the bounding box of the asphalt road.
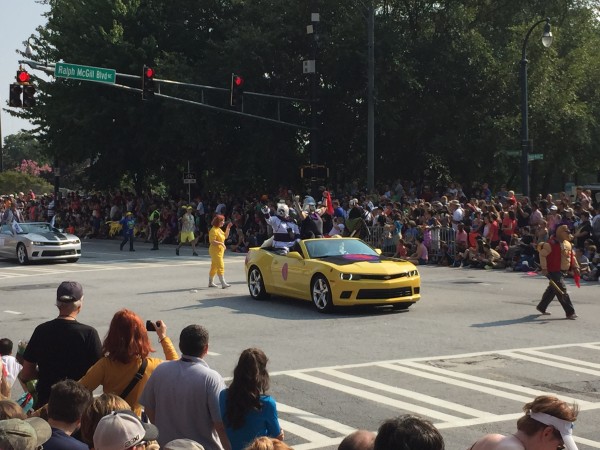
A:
[1,238,599,450]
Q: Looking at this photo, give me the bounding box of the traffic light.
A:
[9,84,22,107]
[16,69,31,84]
[230,73,244,107]
[142,65,155,100]
[22,85,36,107]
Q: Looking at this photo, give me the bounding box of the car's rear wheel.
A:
[311,275,334,313]
[248,266,269,300]
[16,244,29,265]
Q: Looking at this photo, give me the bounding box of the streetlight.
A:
[520,17,552,199]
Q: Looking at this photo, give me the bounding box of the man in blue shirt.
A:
[120,211,136,251]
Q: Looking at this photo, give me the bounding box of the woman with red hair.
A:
[209,214,233,288]
[78,309,178,416]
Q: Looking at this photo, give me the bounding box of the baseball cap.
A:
[93,410,159,450]
[529,412,577,450]
[0,417,52,450]
[126,211,133,216]
[186,206,193,210]
[549,205,558,211]
[57,281,84,302]
[165,439,205,450]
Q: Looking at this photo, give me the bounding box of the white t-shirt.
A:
[1,355,22,387]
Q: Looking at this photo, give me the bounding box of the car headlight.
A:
[31,241,44,246]
[72,239,80,244]
[340,273,361,281]
[409,270,419,277]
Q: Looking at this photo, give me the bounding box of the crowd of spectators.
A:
[1,180,599,281]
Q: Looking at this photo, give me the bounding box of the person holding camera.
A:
[78,309,178,417]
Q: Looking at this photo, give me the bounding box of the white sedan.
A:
[0,222,81,264]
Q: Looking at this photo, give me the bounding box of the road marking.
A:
[379,362,534,403]
[3,310,23,315]
[277,403,356,435]
[288,371,463,422]
[500,350,600,377]
[0,258,245,279]
[322,368,494,418]
[395,361,593,406]
[518,349,600,369]
[269,343,600,450]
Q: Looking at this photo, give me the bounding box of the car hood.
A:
[25,231,72,241]
[318,256,414,274]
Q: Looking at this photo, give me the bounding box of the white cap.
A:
[529,411,577,450]
[93,411,158,450]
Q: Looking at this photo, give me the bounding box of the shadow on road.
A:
[471,313,567,327]
[146,284,413,321]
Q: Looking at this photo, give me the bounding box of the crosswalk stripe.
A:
[519,349,600,369]
[500,351,600,377]
[276,403,356,435]
[395,361,594,407]
[277,419,331,443]
[288,372,463,422]
[379,362,534,403]
[294,438,346,450]
[574,436,600,449]
[321,368,493,418]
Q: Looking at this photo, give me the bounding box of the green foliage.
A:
[10,0,600,195]
[0,171,54,195]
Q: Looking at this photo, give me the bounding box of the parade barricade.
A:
[428,226,456,263]
[364,225,397,255]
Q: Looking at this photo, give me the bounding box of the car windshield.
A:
[304,239,379,259]
[14,223,55,235]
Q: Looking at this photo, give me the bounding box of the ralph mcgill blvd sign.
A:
[54,62,116,84]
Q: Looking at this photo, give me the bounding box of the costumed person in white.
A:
[261,201,300,254]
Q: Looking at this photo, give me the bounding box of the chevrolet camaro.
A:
[0,222,81,265]
[245,237,421,313]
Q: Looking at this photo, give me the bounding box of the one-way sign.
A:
[183,172,196,184]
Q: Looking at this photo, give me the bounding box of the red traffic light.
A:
[17,70,30,84]
[233,75,244,87]
[145,67,154,78]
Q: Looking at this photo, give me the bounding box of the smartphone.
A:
[146,320,156,332]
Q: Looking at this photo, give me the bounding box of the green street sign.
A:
[54,62,116,84]
[528,153,544,161]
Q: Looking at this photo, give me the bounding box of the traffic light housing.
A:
[230,73,244,107]
[23,85,36,107]
[142,65,155,100]
[9,84,22,107]
[16,69,31,84]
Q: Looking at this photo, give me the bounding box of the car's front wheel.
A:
[16,243,29,265]
[311,274,334,313]
[248,266,269,300]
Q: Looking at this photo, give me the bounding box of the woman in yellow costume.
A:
[209,214,233,288]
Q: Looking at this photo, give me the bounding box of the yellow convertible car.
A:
[244,238,421,313]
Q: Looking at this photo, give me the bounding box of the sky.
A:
[1,1,50,141]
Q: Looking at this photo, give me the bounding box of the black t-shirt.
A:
[44,428,88,450]
[576,221,592,249]
[23,318,101,408]
[517,205,532,228]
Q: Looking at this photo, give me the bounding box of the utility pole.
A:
[367,2,375,193]
[309,9,320,197]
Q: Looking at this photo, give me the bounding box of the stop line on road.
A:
[271,342,600,450]
[0,258,245,279]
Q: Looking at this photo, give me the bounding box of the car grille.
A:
[357,286,413,300]
[359,272,410,280]
[41,242,71,246]
[41,249,77,257]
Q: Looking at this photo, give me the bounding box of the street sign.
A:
[528,153,544,161]
[183,172,196,184]
[54,62,116,84]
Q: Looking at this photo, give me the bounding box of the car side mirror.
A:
[287,251,303,260]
